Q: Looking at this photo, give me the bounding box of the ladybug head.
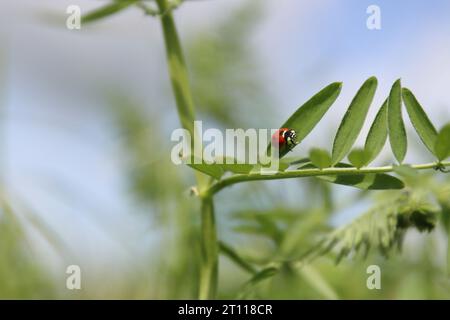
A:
[273,128,298,150]
[282,129,297,142]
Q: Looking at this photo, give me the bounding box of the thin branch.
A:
[154,0,215,300]
[206,161,450,195]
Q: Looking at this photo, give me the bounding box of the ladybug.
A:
[272,128,298,151]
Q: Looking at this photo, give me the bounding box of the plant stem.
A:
[208,161,450,195]
[199,195,218,299]
[155,0,217,299]
[155,0,195,131]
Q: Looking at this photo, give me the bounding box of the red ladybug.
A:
[272,128,298,151]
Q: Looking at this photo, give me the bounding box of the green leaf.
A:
[319,172,404,190]
[331,76,378,165]
[388,79,407,163]
[220,164,255,174]
[261,160,291,172]
[309,148,332,169]
[364,99,388,163]
[300,163,404,190]
[348,148,370,169]
[187,156,262,177]
[273,82,342,158]
[435,124,450,161]
[81,0,139,24]
[298,193,437,264]
[288,157,311,165]
[187,159,224,179]
[214,157,254,174]
[402,88,438,155]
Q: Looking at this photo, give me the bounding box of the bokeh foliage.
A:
[1,1,450,299]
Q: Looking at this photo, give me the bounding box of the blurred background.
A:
[1,0,450,298]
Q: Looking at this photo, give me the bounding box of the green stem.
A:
[155,0,217,299]
[199,196,218,299]
[208,161,450,195]
[155,0,195,132]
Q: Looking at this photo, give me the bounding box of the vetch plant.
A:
[82,0,450,299]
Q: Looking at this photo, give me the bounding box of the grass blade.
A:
[238,267,279,299]
[364,99,388,163]
[388,79,407,163]
[274,82,342,158]
[402,88,438,155]
[331,76,378,165]
[82,1,138,24]
[219,241,256,274]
